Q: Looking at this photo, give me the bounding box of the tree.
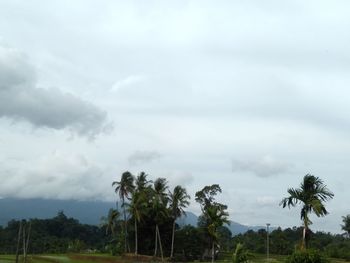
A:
[112,171,135,253]
[128,172,152,255]
[101,208,120,238]
[341,215,350,238]
[195,184,229,263]
[169,185,190,258]
[280,174,334,249]
[152,178,169,260]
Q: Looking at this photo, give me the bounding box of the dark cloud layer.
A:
[0,45,110,139]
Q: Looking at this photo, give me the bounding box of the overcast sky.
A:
[1,0,350,233]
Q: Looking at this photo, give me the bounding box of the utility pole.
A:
[266,223,270,262]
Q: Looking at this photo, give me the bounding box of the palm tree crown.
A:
[280,174,334,224]
[280,174,334,248]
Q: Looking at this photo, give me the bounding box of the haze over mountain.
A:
[0,198,268,235]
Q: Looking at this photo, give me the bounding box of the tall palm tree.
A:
[128,190,147,255]
[205,204,229,263]
[280,174,334,249]
[112,171,135,253]
[128,172,152,255]
[152,178,169,260]
[169,185,190,258]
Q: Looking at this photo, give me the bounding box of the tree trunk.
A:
[15,221,22,263]
[25,222,31,263]
[170,220,176,258]
[134,218,138,255]
[157,225,164,262]
[154,225,158,256]
[211,241,215,263]
[302,219,308,249]
[122,197,127,253]
[23,224,26,263]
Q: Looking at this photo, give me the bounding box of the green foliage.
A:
[341,215,350,237]
[286,250,329,263]
[232,243,253,263]
[280,174,334,248]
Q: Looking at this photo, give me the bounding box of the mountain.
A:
[178,211,271,236]
[0,198,271,235]
[0,198,116,226]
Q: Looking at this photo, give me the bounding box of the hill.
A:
[0,198,269,235]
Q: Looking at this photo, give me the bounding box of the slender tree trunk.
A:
[170,220,176,258]
[157,225,164,262]
[15,221,22,263]
[25,222,31,263]
[23,224,26,263]
[122,197,127,253]
[302,220,308,249]
[154,225,158,257]
[134,218,138,255]
[211,241,215,263]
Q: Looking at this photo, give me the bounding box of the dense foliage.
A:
[286,250,329,263]
[0,211,107,254]
[232,227,350,261]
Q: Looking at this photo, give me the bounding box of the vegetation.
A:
[1,173,349,263]
[286,249,329,263]
[280,174,334,248]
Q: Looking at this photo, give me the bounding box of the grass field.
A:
[0,254,347,263]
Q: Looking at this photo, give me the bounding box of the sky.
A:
[0,0,350,234]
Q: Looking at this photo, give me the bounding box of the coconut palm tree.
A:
[169,185,190,258]
[128,190,148,255]
[112,171,135,253]
[206,204,229,263]
[102,208,120,238]
[128,172,152,255]
[152,178,169,260]
[280,174,334,249]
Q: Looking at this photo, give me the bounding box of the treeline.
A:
[232,227,350,260]
[0,211,107,254]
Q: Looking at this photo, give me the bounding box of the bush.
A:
[286,249,330,263]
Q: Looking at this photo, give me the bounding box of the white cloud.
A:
[0,44,111,139]
[128,150,162,165]
[232,155,292,178]
[0,152,113,201]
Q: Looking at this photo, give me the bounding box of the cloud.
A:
[0,152,113,201]
[128,150,162,165]
[232,155,292,178]
[0,44,110,139]
[256,196,278,207]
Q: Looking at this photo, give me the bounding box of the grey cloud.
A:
[128,150,162,165]
[232,155,292,178]
[0,45,110,139]
[0,152,113,201]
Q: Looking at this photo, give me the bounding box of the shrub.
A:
[286,249,330,263]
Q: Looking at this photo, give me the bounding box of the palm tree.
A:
[112,171,135,253]
[101,208,120,242]
[128,172,152,255]
[280,174,334,249]
[341,215,350,238]
[169,185,190,258]
[128,190,148,255]
[152,178,169,260]
[205,204,229,263]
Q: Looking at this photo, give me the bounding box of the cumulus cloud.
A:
[128,150,162,165]
[0,152,112,201]
[232,155,292,178]
[0,44,110,139]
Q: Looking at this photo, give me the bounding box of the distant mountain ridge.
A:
[0,198,271,235]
